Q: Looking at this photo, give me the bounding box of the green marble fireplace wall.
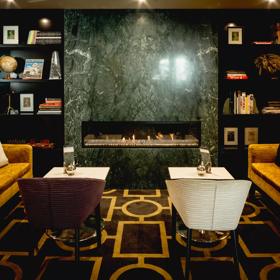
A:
[64,10,218,188]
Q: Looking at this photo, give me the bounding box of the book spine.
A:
[245,94,249,114]
[233,90,237,114]
[36,31,61,36]
[241,92,246,114]
[237,90,241,114]
[249,94,254,114]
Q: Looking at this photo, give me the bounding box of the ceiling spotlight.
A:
[7,0,14,3]
[138,0,146,3]
[39,18,52,30]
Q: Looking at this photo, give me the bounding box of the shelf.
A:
[0,114,63,118]
[222,114,280,120]
[0,79,62,83]
[0,44,62,49]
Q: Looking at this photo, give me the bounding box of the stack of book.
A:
[262,101,280,114]
[27,30,62,45]
[226,70,248,80]
[226,90,258,114]
[252,41,273,45]
[37,98,62,115]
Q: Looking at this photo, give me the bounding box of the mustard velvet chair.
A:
[166,179,251,280]
[0,144,33,207]
[248,144,280,207]
[18,177,105,263]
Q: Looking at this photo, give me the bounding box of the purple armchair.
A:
[18,177,105,262]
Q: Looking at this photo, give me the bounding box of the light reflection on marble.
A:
[64,10,218,188]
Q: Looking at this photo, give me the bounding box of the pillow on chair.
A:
[0,142,9,167]
[275,144,280,167]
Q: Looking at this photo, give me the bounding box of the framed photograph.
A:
[22,59,44,80]
[228,27,242,45]
[20,93,34,113]
[3,26,19,44]
[224,127,238,145]
[245,127,258,145]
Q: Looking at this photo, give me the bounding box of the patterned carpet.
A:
[0,189,280,280]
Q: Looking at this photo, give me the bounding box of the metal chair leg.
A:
[231,230,240,279]
[95,203,101,247]
[75,228,80,264]
[185,228,192,280]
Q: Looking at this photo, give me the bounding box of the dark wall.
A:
[64,10,218,188]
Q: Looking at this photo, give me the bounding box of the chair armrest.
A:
[248,144,279,178]
[2,144,33,165]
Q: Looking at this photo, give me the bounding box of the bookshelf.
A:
[219,11,280,179]
[0,10,64,176]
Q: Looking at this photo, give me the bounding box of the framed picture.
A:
[224,127,238,145]
[20,93,34,113]
[3,26,19,44]
[228,27,242,45]
[244,127,258,145]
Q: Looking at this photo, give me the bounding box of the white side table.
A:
[168,167,234,243]
[44,167,110,180]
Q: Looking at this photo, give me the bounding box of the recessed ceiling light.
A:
[39,18,52,30]
[138,0,146,4]
[7,0,14,3]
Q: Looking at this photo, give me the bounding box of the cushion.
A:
[252,163,280,190]
[0,174,15,195]
[0,142,9,168]
[0,163,31,180]
[275,144,280,167]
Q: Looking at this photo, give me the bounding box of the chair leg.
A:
[171,204,177,242]
[231,230,240,279]
[185,228,192,280]
[75,228,80,264]
[95,203,101,247]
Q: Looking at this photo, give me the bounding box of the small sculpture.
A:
[49,51,62,80]
[255,53,280,77]
[197,161,206,176]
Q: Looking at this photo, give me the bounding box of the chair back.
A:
[166,179,251,231]
[18,178,105,229]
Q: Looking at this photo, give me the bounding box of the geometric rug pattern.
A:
[0,189,279,279]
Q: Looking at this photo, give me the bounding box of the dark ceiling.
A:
[1,0,280,9]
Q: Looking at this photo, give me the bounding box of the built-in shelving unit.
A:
[219,11,280,179]
[0,10,64,176]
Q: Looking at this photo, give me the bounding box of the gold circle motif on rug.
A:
[242,202,260,218]
[110,262,172,280]
[122,199,162,218]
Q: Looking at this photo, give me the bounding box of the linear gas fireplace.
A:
[82,121,200,148]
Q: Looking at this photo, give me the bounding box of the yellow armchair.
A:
[248,144,280,207]
[0,144,33,207]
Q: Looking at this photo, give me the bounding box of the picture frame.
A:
[3,26,19,44]
[244,127,258,145]
[20,93,34,113]
[228,27,242,45]
[224,127,238,145]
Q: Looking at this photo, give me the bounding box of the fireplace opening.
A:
[82,121,200,148]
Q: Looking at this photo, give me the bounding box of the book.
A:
[22,59,44,80]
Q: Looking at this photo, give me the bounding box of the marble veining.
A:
[64,10,218,188]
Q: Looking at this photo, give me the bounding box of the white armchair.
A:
[166,179,251,280]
